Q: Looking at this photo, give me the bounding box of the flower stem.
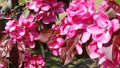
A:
[39,42,46,68]
[40,44,45,58]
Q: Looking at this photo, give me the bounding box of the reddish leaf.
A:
[37,29,60,43]
[9,45,19,67]
[0,34,9,43]
[102,30,120,61]
[106,0,120,13]
[113,32,120,45]
[112,32,120,60]
[17,41,25,67]
[103,44,113,61]
[60,34,82,66]
[18,51,24,67]
[9,45,24,67]
[0,34,13,58]
[0,34,24,67]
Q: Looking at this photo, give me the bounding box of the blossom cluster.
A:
[0,0,120,68]
[52,0,120,67]
[26,0,64,24]
[47,36,65,56]
[24,52,45,68]
[53,0,95,55]
[5,14,38,49]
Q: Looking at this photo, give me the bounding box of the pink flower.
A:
[75,40,83,55]
[81,31,91,43]
[88,42,104,59]
[52,0,95,39]
[99,1,109,11]
[19,14,35,25]
[24,53,45,68]
[47,36,64,56]
[26,0,64,24]
[22,33,35,48]
[52,18,86,38]
[42,11,56,24]
[98,56,117,68]
[87,11,119,43]
[66,0,94,20]
[26,1,40,12]
[5,14,38,49]
[25,23,39,39]
[88,42,118,67]
[52,2,64,14]
[9,26,25,39]
[5,20,18,32]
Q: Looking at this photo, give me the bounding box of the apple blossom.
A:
[87,11,119,43]
[24,52,45,68]
[1,0,120,68]
[5,14,39,48]
[26,0,64,24]
[47,36,65,56]
[99,1,109,11]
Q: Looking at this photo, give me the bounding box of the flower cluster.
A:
[47,36,65,56]
[52,0,94,55]
[24,52,45,68]
[87,11,119,44]
[1,0,120,68]
[52,0,120,67]
[5,14,38,48]
[26,0,64,24]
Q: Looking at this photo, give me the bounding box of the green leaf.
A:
[27,0,32,2]
[115,0,120,5]
[23,9,30,18]
[18,0,32,3]
[18,0,27,3]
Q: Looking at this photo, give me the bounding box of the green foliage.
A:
[23,9,30,18]
[18,0,27,3]
[18,0,32,3]
[115,0,120,5]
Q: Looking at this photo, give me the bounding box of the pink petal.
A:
[26,2,39,12]
[41,4,51,11]
[52,49,59,56]
[111,19,120,32]
[81,31,91,43]
[76,41,83,55]
[90,52,100,59]
[98,57,106,65]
